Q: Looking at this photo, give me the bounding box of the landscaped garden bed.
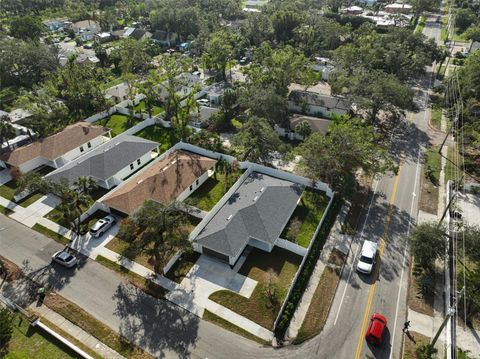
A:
[280,189,330,248]
[185,170,242,212]
[97,113,142,137]
[136,125,178,153]
[209,247,302,329]
[165,251,201,283]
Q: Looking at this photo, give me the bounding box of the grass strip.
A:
[39,317,103,359]
[203,310,269,345]
[32,224,70,245]
[96,255,166,299]
[0,204,13,215]
[43,293,153,359]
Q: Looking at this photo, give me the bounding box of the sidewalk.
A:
[10,194,60,227]
[32,304,126,359]
[286,202,351,339]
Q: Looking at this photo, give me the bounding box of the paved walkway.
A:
[32,304,126,359]
[0,168,12,185]
[285,202,350,340]
[10,194,60,227]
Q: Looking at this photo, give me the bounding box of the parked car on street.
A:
[356,240,378,274]
[51,250,78,268]
[89,215,116,238]
[365,313,388,345]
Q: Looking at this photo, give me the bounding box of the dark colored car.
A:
[365,313,387,345]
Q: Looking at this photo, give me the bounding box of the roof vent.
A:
[260,187,265,192]
[253,196,258,202]
[137,179,144,184]
[227,214,233,221]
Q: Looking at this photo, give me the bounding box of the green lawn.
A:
[16,192,44,208]
[430,107,442,130]
[445,145,461,183]
[32,224,70,245]
[281,189,330,248]
[5,311,82,359]
[0,180,17,201]
[0,204,13,215]
[97,113,141,137]
[136,125,178,153]
[185,172,241,212]
[209,247,302,329]
[415,16,426,33]
[165,251,200,283]
[130,101,163,116]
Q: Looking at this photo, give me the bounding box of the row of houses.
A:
[342,2,413,28]
[0,117,332,266]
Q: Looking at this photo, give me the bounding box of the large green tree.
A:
[297,115,394,194]
[9,15,43,41]
[203,30,236,81]
[409,222,447,274]
[118,200,192,273]
[0,308,14,353]
[232,116,285,164]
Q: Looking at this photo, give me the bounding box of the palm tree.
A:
[57,190,91,236]
[121,200,192,273]
[295,120,312,140]
[74,176,98,196]
[0,115,16,154]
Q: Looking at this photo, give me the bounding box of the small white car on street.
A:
[357,240,378,274]
[51,250,78,268]
[89,215,116,238]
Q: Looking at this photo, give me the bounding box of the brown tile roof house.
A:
[103,150,217,215]
[2,122,108,167]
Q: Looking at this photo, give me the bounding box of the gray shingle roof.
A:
[195,172,304,258]
[45,135,158,184]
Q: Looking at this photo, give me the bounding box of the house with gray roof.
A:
[288,90,351,118]
[44,135,159,190]
[194,172,304,265]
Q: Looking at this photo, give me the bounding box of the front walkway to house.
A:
[32,304,126,359]
[285,202,351,339]
[10,194,60,227]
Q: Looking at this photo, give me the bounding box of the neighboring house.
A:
[102,150,217,215]
[190,106,220,128]
[194,172,304,266]
[8,109,32,125]
[94,32,113,43]
[312,57,334,81]
[275,115,332,141]
[1,123,35,153]
[72,20,101,41]
[44,135,159,190]
[43,19,70,31]
[0,122,110,173]
[288,90,351,118]
[75,54,100,66]
[344,5,364,15]
[111,28,126,39]
[105,82,130,103]
[243,0,266,12]
[204,81,231,106]
[157,73,203,102]
[384,3,413,14]
[151,30,179,47]
[129,29,152,41]
[122,27,136,38]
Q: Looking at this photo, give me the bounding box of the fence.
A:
[276,238,308,257]
[273,193,335,331]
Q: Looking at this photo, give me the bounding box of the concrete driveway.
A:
[166,255,257,315]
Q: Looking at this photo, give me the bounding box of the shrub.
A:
[0,308,14,351]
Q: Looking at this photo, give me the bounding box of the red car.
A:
[365,313,388,345]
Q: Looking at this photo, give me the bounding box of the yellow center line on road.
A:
[354,158,404,359]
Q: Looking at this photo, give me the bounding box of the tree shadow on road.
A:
[112,282,199,359]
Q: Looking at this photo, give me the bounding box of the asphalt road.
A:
[0,14,444,359]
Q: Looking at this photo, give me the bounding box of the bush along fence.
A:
[273,196,342,339]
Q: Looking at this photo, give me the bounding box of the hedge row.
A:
[274,197,342,337]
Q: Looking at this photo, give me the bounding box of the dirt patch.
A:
[328,248,346,267]
[407,260,435,316]
[419,172,439,215]
[0,255,24,282]
[343,174,374,235]
[403,331,431,359]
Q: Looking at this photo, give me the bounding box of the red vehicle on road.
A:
[365,313,388,345]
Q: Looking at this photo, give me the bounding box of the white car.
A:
[89,215,116,238]
[357,240,378,274]
[52,250,78,268]
[196,98,209,106]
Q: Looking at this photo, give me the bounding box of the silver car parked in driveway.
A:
[89,215,116,238]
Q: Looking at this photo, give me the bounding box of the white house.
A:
[0,122,110,173]
[44,135,159,190]
[157,73,203,102]
[288,90,351,118]
[72,20,101,42]
[105,82,130,103]
[102,149,217,215]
